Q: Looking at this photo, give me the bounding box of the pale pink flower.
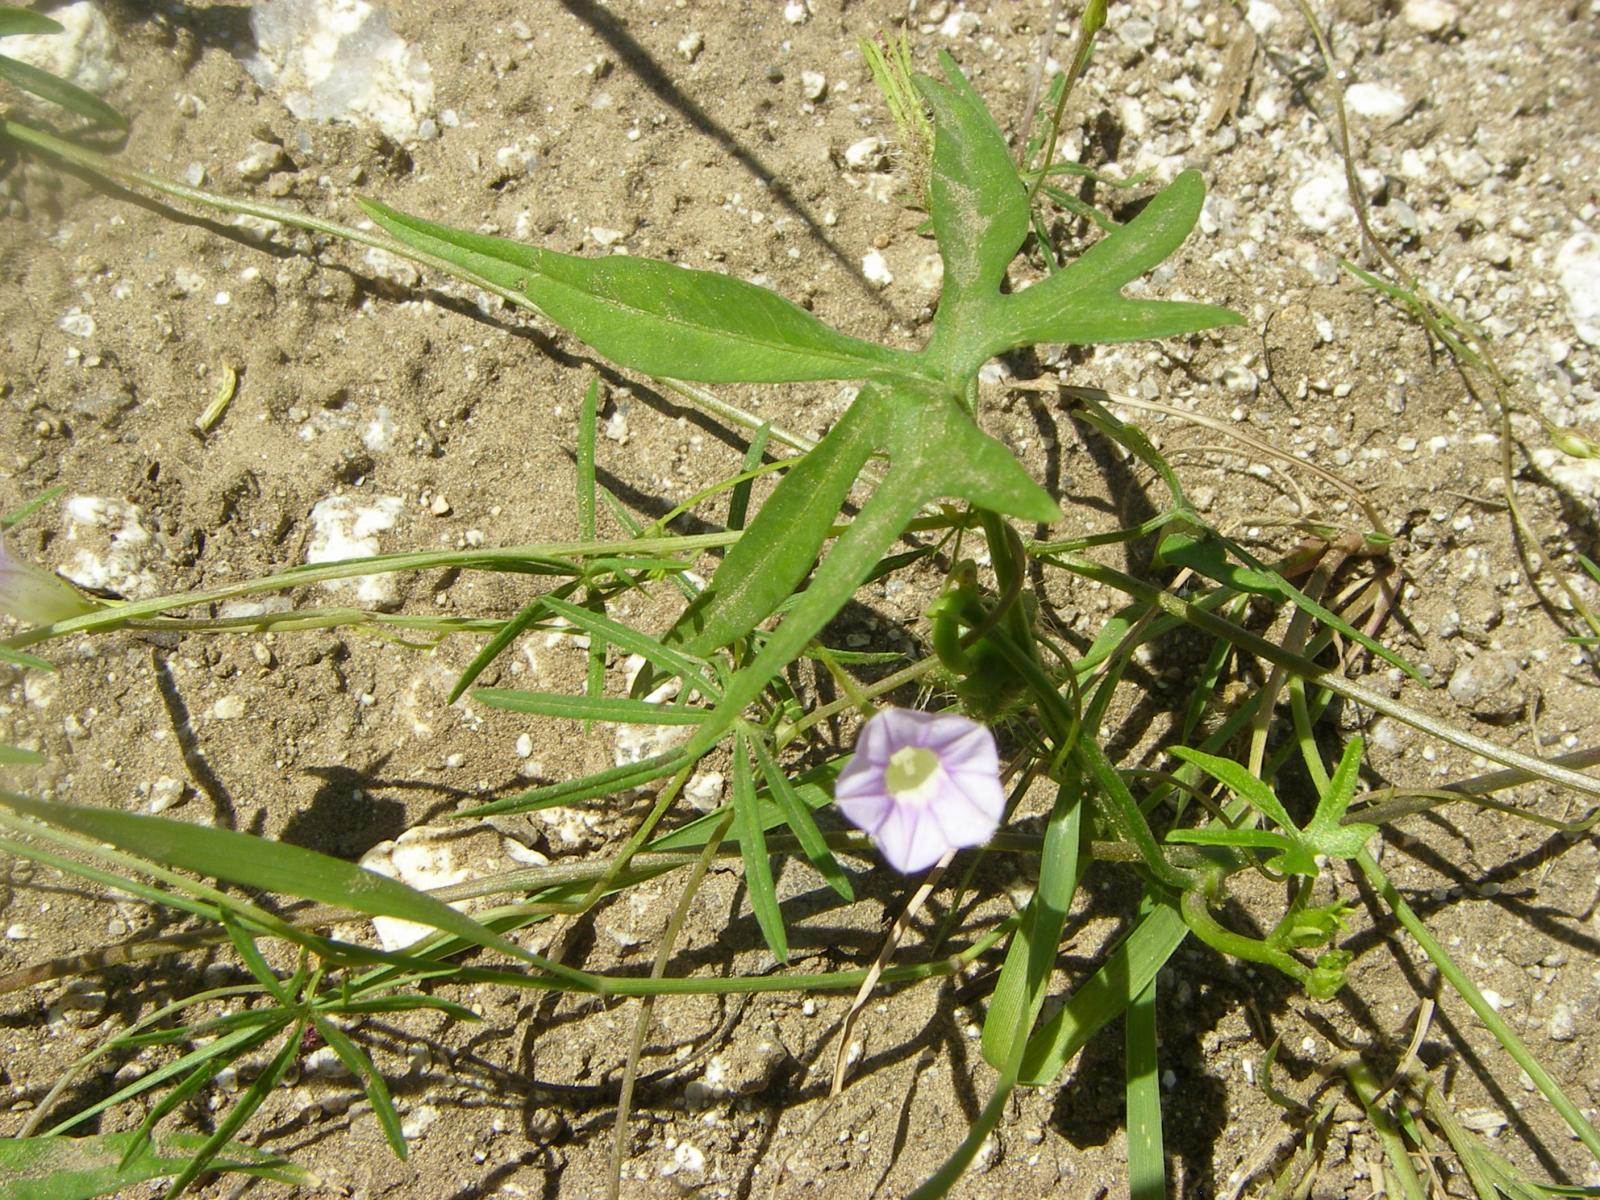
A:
[834,707,1005,873]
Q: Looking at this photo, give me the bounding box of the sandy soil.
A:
[1,1,1598,1197]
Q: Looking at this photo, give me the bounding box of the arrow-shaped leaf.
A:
[359,200,916,385]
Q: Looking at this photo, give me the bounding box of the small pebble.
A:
[234,141,285,183]
[1344,82,1409,122]
[676,31,703,63]
[862,249,893,288]
[1546,1003,1576,1042]
[1402,0,1459,35]
[210,695,246,720]
[801,70,827,102]
[844,137,883,169]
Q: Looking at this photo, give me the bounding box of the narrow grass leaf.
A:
[0,10,63,36]
[47,1022,282,1139]
[1156,530,1424,681]
[163,1016,305,1199]
[0,744,43,765]
[733,731,787,963]
[726,423,771,533]
[311,1013,407,1159]
[0,646,53,670]
[459,749,691,817]
[750,734,853,901]
[0,54,125,128]
[0,484,66,529]
[1125,971,1165,1200]
[539,593,716,697]
[475,690,707,726]
[448,595,558,703]
[0,789,589,981]
[1019,901,1189,1085]
[0,1133,311,1200]
[982,776,1081,1068]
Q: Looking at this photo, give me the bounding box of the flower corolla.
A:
[833,707,1005,873]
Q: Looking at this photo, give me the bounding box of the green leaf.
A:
[0,789,590,983]
[0,744,43,765]
[1125,969,1166,1200]
[459,749,692,817]
[733,731,787,963]
[0,53,125,129]
[998,171,1243,352]
[672,386,889,656]
[750,735,853,901]
[311,1013,408,1159]
[358,199,916,384]
[914,54,1028,313]
[1155,530,1425,682]
[0,1133,311,1200]
[981,777,1081,1068]
[1304,737,1377,859]
[475,689,707,726]
[1019,901,1189,1085]
[905,396,1060,525]
[1166,747,1318,876]
[0,10,62,37]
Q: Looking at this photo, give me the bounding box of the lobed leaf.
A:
[358,200,917,384]
[914,54,1029,318]
[998,171,1244,353]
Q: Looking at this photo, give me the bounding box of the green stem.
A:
[1352,850,1600,1158]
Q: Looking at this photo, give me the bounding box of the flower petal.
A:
[832,707,1005,874]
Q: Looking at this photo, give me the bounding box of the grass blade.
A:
[733,730,787,963]
[1125,970,1165,1200]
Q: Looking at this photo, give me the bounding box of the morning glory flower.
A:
[834,707,1005,873]
[0,540,99,626]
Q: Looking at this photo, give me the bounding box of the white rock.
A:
[359,825,481,950]
[1546,1003,1576,1042]
[0,1,123,97]
[148,776,185,814]
[1443,147,1492,188]
[1555,231,1600,346]
[1244,0,1282,36]
[58,309,95,338]
[801,70,827,102]
[210,695,247,721]
[246,0,434,142]
[684,771,725,813]
[305,494,405,608]
[234,140,285,182]
[61,495,159,597]
[940,10,979,38]
[843,137,883,169]
[362,404,398,453]
[1290,168,1353,233]
[1344,83,1409,122]
[676,31,703,62]
[1402,0,1459,34]
[783,1,810,24]
[862,249,893,288]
